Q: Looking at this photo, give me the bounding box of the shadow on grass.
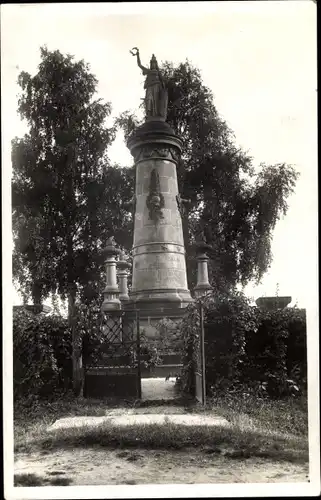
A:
[14,473,46,487]
[15,421,308,464]
[14,472,73,487]
[48,476,73,486]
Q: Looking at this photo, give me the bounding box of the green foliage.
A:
[13,301,117,401]
[139,334,163,370]
[164,61,299,291]
[117,60,299,292]
[14,473,46,487]
[17,419,308,464]
[242,308,307,398]
[179,292,307,399]
[179,302,202,395]
[203,291,255,393]
[140,318,184,370]
[211,393,308,437]
[13,308,72,401]
[78,301,109,367]
[12,47,133,310]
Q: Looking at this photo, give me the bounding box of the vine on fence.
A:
[177,291,307,399]
[13,293,307,402]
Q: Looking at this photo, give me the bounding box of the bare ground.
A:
[14,447,309,485]
[14,388,309,486]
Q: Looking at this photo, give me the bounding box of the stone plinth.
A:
[126,120,193,312]
[13,305,51,315]
[256,296,292,311]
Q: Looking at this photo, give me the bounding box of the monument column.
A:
[126,48,193,313]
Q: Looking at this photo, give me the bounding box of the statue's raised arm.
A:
[130,47,149,74]
[130,47,168,121]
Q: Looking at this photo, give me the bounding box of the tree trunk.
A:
[68,286,83,397]
[65,139,83,397]
[32,282,42,306]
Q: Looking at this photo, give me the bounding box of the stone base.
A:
[123,300,193,318]
[126,288,194,311]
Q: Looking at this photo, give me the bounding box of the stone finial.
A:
[117,250,131,269]
[117,250,131,303]
[106,236,115,245]
[194,241,213,299]
[104,236,117,250]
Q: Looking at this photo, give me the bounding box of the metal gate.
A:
[194,302,206,405]
[83,310,141,399]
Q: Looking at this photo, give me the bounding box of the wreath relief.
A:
[146,169,165,223]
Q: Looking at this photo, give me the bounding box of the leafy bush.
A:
[139,342,163,370]
[179,302,201,394]
[243,307,306,398]
[204,291,256,394]
[178,291,307,399]
[14,301,108,402]
[13,309,72,401]
[139,318,184,370]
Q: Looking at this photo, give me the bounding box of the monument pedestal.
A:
[126,119,193,318]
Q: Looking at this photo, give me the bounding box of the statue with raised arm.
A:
[130,47,168,120]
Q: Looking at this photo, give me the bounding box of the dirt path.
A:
[141,377,178,400]
[14,448,309,485]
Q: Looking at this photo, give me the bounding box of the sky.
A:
[1,1,318,308]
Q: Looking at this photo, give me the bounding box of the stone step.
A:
[48,413,230,432]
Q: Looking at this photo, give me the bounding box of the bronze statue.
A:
[130,47,168,120]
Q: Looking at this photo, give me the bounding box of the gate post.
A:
[199,302,206,406]
[136,311,142,399]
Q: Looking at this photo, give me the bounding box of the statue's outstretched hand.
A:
[130,47,139,56]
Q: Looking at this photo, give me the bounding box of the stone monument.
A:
[125,48,193,324]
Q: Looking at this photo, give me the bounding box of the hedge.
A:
[13,309,72,401]
[13,293,307,402]
[179,292,307,399]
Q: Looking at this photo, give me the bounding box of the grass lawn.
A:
[206,394,308,437]
[14,393,308,464]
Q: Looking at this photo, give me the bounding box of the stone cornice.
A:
[127,120,182,162]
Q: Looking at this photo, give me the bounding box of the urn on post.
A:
[194,239,213,299]
[101,237,121,311]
